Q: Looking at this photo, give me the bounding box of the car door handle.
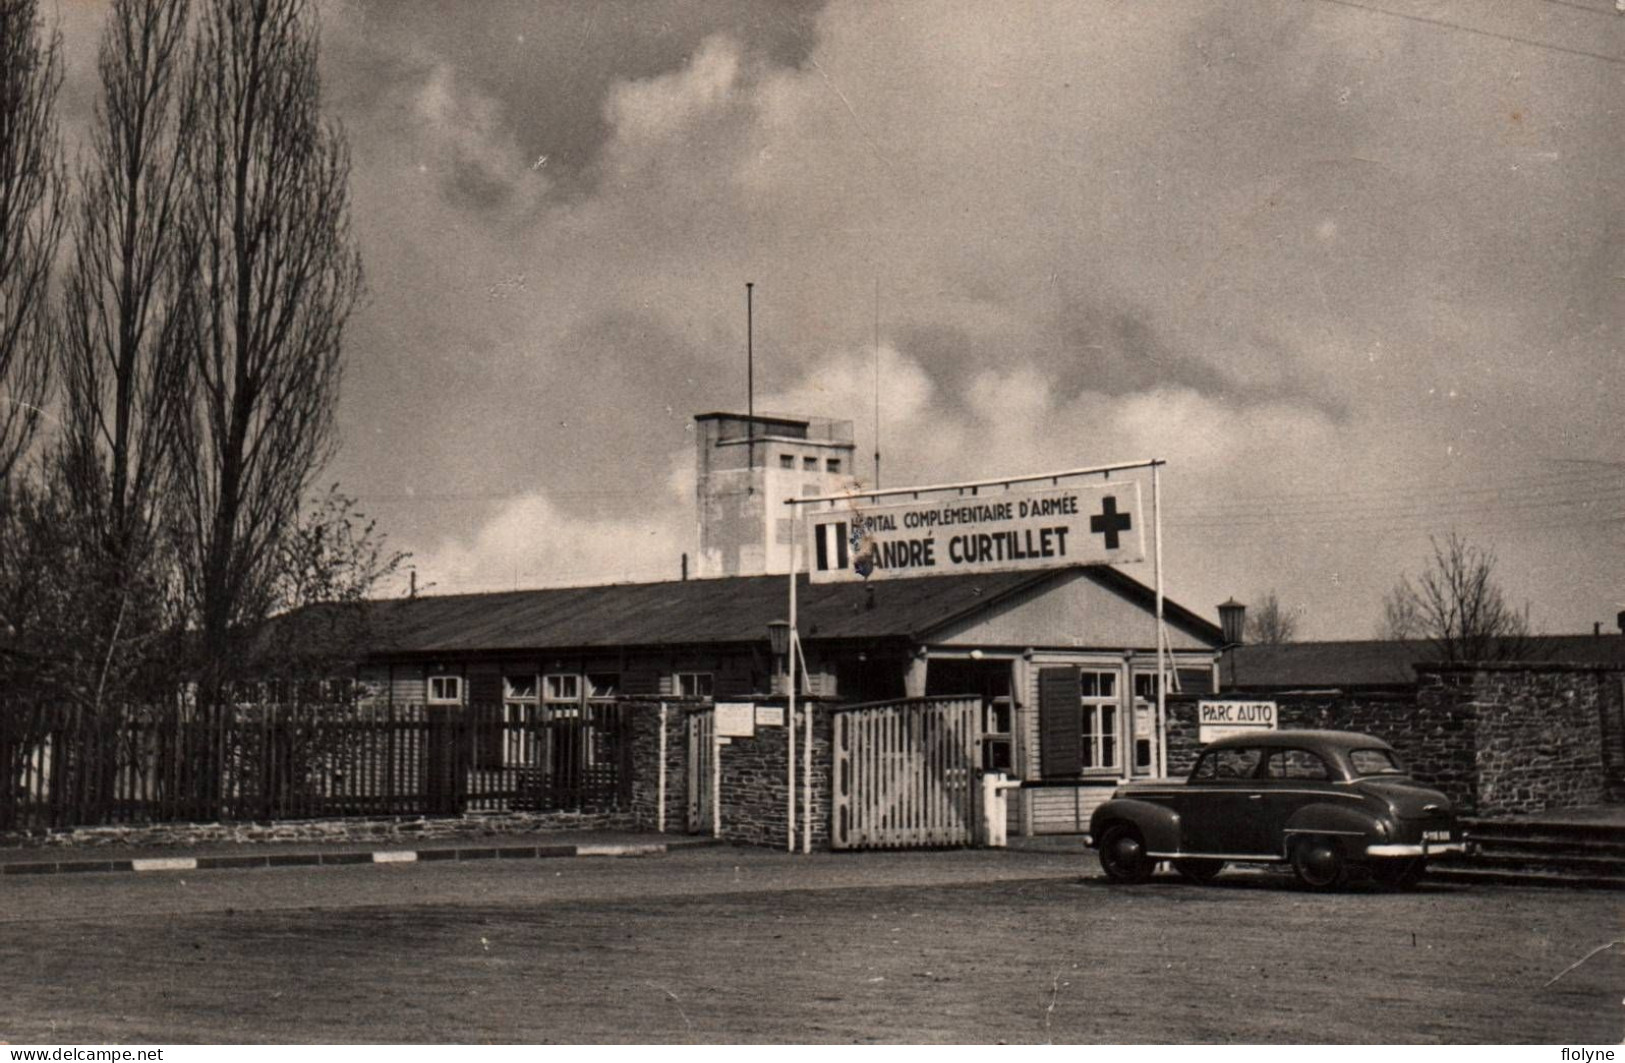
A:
[1247,794,1263,800]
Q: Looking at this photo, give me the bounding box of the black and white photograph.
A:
[0,0,1621,1046]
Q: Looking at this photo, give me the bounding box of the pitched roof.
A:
[277,564,1222,660]
[1226,635,1625,689]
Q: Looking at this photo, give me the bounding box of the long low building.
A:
[331,560,1222,837]
[272,409,1227,839]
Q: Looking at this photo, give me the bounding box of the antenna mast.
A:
[873,277,881,490]
[746,281,755,471]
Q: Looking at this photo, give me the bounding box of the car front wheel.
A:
[1291,836,1348,891]
[1173,858,1225,884]
[1098,823,1155,884]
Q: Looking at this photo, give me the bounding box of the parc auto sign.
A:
[1198,700,1278,744]
[805,482,1145,584]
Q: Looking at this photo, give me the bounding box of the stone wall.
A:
[628,700,693,835]
[1165,663,1623,816]
[624,698,835,849]
[0,810,635,850]
[1434,664,1614,815]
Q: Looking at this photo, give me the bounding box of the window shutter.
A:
[1038,666,1083,778]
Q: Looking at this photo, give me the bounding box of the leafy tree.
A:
[1379,532,1535,662]
[1243,590,1300,645]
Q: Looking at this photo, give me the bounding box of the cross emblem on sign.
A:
[1090,495,1132,550]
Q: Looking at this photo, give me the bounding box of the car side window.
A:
[1192,747,1262,781]
[1264,749,1331,781]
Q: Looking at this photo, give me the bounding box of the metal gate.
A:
[831,696,981,850]
[686,708,714,834]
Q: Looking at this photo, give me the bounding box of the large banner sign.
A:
[806,481,1145,583]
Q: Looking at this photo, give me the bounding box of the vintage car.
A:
[1086,730,1465,889]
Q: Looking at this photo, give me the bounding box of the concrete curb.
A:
[1,837,726,877]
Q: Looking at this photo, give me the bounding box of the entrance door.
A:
[685,709,714,834]
[925,659,1014,773]
[1130,674,1163,778]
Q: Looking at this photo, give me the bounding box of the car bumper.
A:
[1366,841,1467,857]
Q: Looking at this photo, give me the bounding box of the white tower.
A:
[694,412,857,578]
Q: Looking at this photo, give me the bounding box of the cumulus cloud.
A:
[411,491,690,592]
[281,0,1625,634]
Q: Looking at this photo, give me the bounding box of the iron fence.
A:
[0,699,634,831]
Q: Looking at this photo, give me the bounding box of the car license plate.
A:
[1423,830,1451,843]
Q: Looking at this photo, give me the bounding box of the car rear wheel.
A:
[1370,856,1426,890]
[1290,836,1348,891]
[1098,824,1155,884]
[1173,858,1225,884]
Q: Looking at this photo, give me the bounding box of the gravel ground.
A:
[0,847,1616,1044]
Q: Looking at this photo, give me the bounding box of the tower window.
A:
[803,456,817,471]
[779,454,794,469]
[826,458,841,474]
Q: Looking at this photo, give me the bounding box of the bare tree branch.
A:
[171,0,362,690]
[1379,532,1536,662]
[57,0,195,594]
[0,0,66,480]
[1243,590,1300,645]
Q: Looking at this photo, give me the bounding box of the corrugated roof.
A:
[1227,635,1625,689]
[287,564,1222,659]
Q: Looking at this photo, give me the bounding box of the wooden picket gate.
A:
[831,696,982,850]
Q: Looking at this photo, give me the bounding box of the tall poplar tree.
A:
[0,0,64,481]
[174,0,363,690]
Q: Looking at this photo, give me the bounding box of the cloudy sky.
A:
[55,0,1625,638]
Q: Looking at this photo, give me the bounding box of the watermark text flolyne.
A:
[1561,1050,1615,1063]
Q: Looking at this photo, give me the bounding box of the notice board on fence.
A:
[714,702,756,738]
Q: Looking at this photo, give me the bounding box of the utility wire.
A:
[1315,0,1625,65]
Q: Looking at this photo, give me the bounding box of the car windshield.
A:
[1349,748,1407,776]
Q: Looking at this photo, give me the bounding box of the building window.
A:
[427,675,462,704]
[983,699,1014,773]
[826,458,841,474]
[501,674,539,768]
[1080,670,1118,770]
[586,673,620,700]
[676,672,714,698]
[803,456,817,471]
[544,674,581,703]
[779,454,794,469]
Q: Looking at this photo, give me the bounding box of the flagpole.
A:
[1153,461,1167,779]
[788,531,798,852]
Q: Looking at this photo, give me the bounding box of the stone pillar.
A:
[904,651,928,698]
